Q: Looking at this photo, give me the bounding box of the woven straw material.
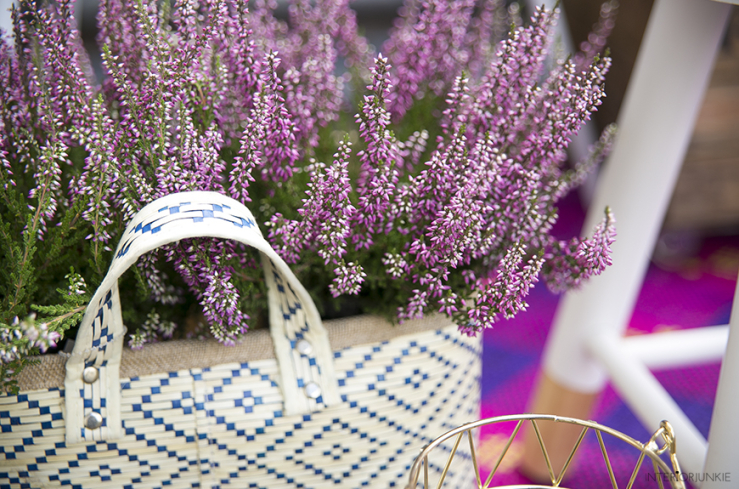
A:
[1,321,481,488]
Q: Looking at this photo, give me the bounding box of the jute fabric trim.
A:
[16,313,453,392]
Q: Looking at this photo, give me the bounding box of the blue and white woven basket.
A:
[0,192,481,489]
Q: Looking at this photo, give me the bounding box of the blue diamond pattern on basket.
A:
[1,324,480,488]
[0,191,481,488]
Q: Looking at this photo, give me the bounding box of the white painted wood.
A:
[0,1,13,39]
[702,278,739,487]
[588,334,708,477]
[621,325,729,370]
[524,0,600,203]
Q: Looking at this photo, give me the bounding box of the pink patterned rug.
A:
[477,192,737,488]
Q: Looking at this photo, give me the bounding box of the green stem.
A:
[45,304,87,328]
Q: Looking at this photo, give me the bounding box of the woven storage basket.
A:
[0,191,481,489]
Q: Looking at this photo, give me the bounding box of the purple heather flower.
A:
[573,0,618,72]
[165,239,250,345]
[383,0,476,120]
[283,0,374,74]
[255,52,300,182]
[329,261,366,297]
[283,32,344,149]
[0,30,27,192]
[511,54,611,181]
[303,140,356,266]
[282,0,349,148]
[230,51,300,200]
[267,215,303,264]
[396,130,429,175]
[438,291,462,317]
[0,316,62,364]
[398,79,471,238]
[248,0,293,64]
[399,288,430,322]
[351,55,401,249]
[269,138,360,295]
[382,252,407,279]
[464,0,508,79]
[543,208,616,293]
[552,123,617,200]
[470,5,557,146]
[65,271,87,296]
[464,245,545,333]
[214,0,261,142]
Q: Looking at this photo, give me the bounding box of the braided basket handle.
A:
[64,191,340,444]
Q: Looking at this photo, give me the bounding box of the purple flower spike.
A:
[543,208,617,293]
[167,240,250,345]
[351,55,401,249]
[270,138,360,293]
[384,0,476,120]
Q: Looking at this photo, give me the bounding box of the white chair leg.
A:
[522,0,732,479]
[702,274,739,488]
[543,0,732,395]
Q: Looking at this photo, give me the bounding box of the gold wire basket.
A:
[405,414,685,489]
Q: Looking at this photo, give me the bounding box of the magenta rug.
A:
[476,192,737,488]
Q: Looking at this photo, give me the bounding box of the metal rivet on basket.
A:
[84,412,103,430]
[82,366,99,384]
[296,339,313,356]
[304,382,321,399]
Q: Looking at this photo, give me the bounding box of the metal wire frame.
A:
[405,414,686,489]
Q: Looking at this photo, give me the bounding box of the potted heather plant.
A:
[0,0,616,393]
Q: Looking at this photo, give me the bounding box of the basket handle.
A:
[63,191,340,444]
